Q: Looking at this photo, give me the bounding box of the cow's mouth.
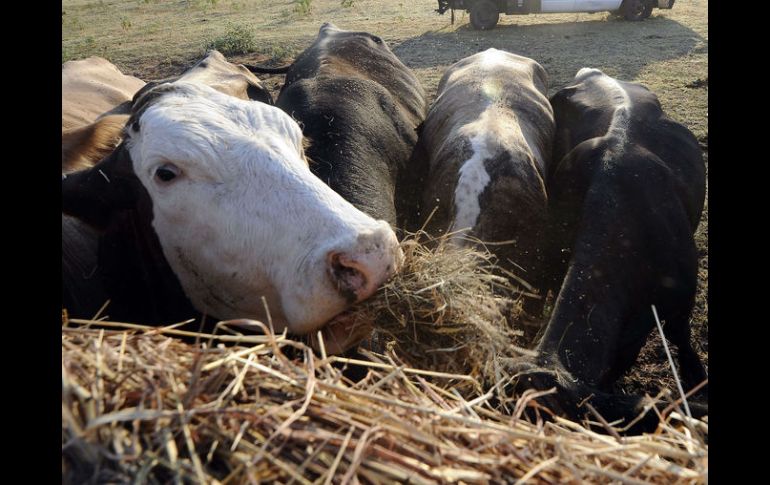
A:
[309,311,373,355]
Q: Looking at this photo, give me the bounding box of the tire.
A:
[470,0,499,30]
[621,0,653,21]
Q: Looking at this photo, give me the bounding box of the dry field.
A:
[62,0,708,400]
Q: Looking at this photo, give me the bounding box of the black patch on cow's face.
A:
[62,142,144,231]
[63,139,196,325]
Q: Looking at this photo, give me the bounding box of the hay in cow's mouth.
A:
[341,231,534,389]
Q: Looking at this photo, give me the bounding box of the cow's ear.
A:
[62,114,129,173]
[62,143,140,231]
[246,82,274,105]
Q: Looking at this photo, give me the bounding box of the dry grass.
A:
[63,238,707,482]
[342,233,530,390]
[62,319,707,483]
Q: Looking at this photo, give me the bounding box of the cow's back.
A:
[550,70,704,228]
[62,57,145,131]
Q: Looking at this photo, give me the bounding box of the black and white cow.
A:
[509,68,707,431]
[62,81,403,355]
[414,48,555,314]
[272,23,428,230]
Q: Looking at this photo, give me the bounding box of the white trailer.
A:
[435,0,676,30]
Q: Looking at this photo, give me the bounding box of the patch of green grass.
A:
[187,0,218,9]
[255,43,297,63]
[62,35,111,63]
[65,13,85,31]
[341,0,354,7]
[294,0,312,15]
[205,23,256,55]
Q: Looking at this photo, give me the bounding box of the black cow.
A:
[272,23,428,230]
[508,68,707,431]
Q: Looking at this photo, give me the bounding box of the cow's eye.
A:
[155,163,180,183]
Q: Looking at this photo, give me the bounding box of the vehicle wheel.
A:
[470,0,499,30]
[621,0,653,21]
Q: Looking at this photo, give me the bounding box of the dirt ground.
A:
[63,0,708,399]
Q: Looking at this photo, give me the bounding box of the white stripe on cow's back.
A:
[602,105,630,164]
[451,131,492,243]
[450,104,540,244]
[578,69,633,164]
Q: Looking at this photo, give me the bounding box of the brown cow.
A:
[62,57,145,173]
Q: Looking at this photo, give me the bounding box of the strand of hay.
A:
[62,320,707,483]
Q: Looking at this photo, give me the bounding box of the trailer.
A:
[436,0,676,30]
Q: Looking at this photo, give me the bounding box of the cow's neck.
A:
[99,208,200,325]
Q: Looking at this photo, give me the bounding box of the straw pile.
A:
[62,321,707,483]
[339,234,532,390]
[62,237,707,483]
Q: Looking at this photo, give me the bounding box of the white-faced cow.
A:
[62,57,145,173]
[62,81,403,355]
[414,49,555,311]
[270,23,427,230]
[508,68,707,432]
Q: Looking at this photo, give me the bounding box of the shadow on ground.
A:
[393,16,704,89]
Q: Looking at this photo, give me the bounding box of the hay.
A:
[340,233,532,389]
[62,236,707,482]
[62,320,707,483]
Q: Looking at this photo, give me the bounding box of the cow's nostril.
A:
[328,252,368,304]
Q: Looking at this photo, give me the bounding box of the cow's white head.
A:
[63,81,402,346]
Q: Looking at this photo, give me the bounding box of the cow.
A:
[62,57,145,173]
[414,48,555,320]
[271,23,428,230]
[62,80,403,356]
[506,68,707,432]
[62,51,275,174]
